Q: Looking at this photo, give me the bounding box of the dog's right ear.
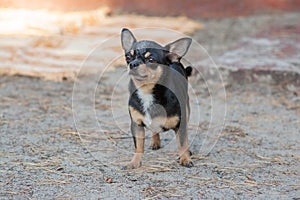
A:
[121,28,137,52]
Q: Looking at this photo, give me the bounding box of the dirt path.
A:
[1,70,299,199]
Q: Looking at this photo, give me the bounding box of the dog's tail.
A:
[185,66,193,77]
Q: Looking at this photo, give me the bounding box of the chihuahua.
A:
[121,28,193,169]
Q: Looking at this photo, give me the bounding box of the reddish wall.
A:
[1,0,300,17]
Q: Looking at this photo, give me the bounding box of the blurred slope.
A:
[0,9,202,81]
[194,13,300,86]
[1,0,300,17]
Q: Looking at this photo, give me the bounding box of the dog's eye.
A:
[147,57,156,63]
[125,55,132,62]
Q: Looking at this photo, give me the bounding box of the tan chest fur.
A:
[129,106,179,132]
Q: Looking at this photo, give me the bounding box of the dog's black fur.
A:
[121,28,193,169]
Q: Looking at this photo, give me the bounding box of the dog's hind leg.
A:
[150,133,161,150]
[175,125,193,168]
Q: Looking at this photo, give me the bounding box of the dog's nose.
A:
[129,60,140,69]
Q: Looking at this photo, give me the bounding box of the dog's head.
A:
[121,28,192,85]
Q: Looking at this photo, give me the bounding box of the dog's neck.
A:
[133,81,155,94]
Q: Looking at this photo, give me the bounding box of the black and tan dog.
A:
[121,28,193,169]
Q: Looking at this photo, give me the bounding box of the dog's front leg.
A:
[123,122,145,169]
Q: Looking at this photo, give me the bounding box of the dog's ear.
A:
[165,38,192,62]
[121,28,137,52]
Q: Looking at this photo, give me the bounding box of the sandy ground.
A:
[1,72,299,199]
[1,13,300,199]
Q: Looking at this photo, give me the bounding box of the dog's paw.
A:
[149,143,160,150]
[179,156,194,168]
[150,134,160,150]
[121,161,142,170]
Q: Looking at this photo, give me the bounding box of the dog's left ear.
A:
[121,28,137,53]
[165,38,192,62]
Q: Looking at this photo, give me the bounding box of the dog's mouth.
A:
[128,70,148,81]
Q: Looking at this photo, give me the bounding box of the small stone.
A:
[105,177,112,183]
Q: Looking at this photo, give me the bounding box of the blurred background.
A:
[2,0,300,17]
[0,0,299,81]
